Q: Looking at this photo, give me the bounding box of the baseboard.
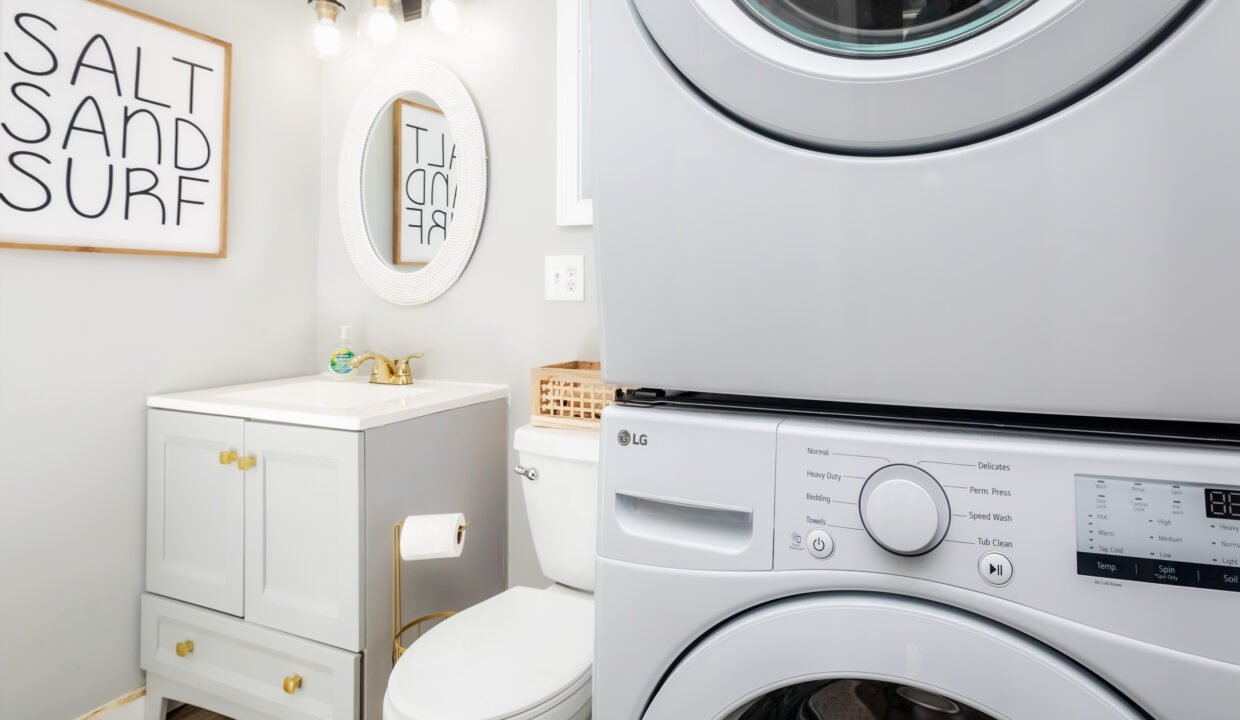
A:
[74,688,145,720]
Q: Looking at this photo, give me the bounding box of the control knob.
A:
[860,464,951,556]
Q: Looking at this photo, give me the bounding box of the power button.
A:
[807,529,835,560]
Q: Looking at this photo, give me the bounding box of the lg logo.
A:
[617,430,648,447]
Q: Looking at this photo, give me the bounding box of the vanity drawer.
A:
[141,593,360,720]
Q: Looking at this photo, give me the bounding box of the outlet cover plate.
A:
[545,255,585,302]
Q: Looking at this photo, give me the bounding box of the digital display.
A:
[1075,476,1240,593]
[1206,488,1240,520]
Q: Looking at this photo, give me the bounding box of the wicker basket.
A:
[531,361,627,430]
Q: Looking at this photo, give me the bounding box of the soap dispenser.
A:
[328,326,357,380]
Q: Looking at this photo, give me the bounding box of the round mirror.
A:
[339,60,487,305]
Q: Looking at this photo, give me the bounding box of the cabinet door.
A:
[244,421,362,651]
[147,410,246,615]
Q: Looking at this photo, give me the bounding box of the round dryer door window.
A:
[643,594,1147,719]
[738,0,1034,57]
[631,0,1197,153]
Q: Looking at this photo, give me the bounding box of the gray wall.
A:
[316,1,598,588]
[0,2,321,717]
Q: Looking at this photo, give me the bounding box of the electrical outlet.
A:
[545,255,585,302]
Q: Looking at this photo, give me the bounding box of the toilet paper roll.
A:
[400,513,468,561]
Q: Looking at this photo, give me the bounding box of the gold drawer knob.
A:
[283,674,303,694]
[219,450,238,465]
[238,456,258,471]
[175,640,194,657]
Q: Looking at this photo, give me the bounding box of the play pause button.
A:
[979,552,1014,587]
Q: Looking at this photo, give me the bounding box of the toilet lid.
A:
[386,586,594,720]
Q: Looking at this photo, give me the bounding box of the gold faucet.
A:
[393,353,425,384]
[350,352,425,385]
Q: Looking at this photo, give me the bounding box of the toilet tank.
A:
[514,425,599,591]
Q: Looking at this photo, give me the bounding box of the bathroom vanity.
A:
[140,375,508,720]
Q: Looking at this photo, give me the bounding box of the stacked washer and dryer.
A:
[590,0,1240,718]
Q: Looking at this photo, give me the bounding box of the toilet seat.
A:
[384,585,594,720]
[384,673,591,720]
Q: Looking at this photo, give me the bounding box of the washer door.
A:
[632,0,1195,153]
[644,594,1145,719]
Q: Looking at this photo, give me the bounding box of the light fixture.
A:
[427,0,460,35]
[309,0,345,58]
[364,0,399,44]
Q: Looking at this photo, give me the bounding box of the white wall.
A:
[0,2,321,717]
[316,1,597,587]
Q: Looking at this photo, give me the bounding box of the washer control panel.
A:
[772,417,1240,604]
[775,420,1025,587]
[603,405,1240,663]
[1075,476,1240,592]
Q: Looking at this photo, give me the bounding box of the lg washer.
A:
[593,404,1240,718]
[590,0,1240,422]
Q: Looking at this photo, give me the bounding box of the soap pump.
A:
[328,326,357,379]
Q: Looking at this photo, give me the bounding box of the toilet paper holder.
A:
[391,518,472,664]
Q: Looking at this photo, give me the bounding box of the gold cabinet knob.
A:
[175,640,194,657]
[219,450,238,465]
[283,674,303,694]
[238,456,258,471]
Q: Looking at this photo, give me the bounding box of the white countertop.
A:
[148,374,508,431]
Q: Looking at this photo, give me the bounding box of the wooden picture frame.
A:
[392,98,457,267]
[0,0,232,257]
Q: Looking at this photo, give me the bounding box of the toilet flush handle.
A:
[513,465,539,482]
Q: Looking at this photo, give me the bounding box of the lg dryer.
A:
[591,0,1239,422]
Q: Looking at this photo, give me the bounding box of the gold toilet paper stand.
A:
[391,518,471,664]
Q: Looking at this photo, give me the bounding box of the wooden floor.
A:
[168,705,231,720]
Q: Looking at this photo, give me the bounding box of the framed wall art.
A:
[0,0,231,257]
[392,97,457,266]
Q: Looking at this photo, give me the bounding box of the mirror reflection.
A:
[362,92,458,272]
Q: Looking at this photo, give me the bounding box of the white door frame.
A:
[645,593,1145,719]
[631,0,1194,152]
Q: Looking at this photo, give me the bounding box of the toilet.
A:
[383,425,600,720]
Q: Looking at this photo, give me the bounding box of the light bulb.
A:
[365,6,399,44]
[428,0,460,35]
[313,17,343,57]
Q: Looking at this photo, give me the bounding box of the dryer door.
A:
[632,0,1195,153]
[644,593,1145,719]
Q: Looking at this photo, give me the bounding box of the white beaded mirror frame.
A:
[338,60,487,305]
